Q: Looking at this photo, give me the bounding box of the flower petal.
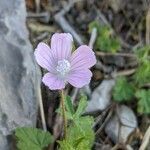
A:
[67,69,92,88]
[70,45,96,70]
[51,33,73,61]
[34,42,56,73]
[42,73,65,90]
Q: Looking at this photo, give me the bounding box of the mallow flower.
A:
[34,33,96,90]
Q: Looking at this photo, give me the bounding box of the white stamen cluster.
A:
[56,59,71,78]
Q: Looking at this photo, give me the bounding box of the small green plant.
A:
[133,45,150,86]
[58,95,95,150]
[135,89,150,114]
[89,20,121,53]
[15,127,53,150]
[112,45,150,114]
[113,77,135,102]
[15,96,95,150]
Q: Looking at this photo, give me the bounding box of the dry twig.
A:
[89,28,97,49]
[96,51,136,58]
[95,60,113,73]
[95,107,114,136]
[28,21,56,33]
[27,12,50,23]
[146,8,150,44]
[139,126,150,150]
[27,12,49,18]
[38,85,47,131]
[111,68,136,78]
[54,0,83,45]
[93,105,112,128]
[35,0,40,13]
[34,32,49,42]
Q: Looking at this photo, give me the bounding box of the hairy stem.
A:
[60,89,67,139]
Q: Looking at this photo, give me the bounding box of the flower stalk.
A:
[60,89,67,139]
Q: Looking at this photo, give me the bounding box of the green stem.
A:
[60,89,67,139]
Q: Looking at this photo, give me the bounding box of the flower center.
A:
[56,59,71,78]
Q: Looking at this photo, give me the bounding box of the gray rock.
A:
[86,79,115,113]
[105,105,137,143]
[0,0,41,149]
[0,134,10,150]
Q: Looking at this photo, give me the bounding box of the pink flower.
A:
[34,33,96,90]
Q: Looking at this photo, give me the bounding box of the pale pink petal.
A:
[67,69,92,88]
[70,45,96,70]
[51,33,73,61]
[42,73,65,90]
[34,42,56,73]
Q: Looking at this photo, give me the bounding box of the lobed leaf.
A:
[58,117,94,150]
[113,77,135,102]
[15,127,53,150]
[135,89,150,114]
[133,46,150,86]
[74,95,87,118]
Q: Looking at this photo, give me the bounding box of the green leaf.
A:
[64,95,88,121]
[74,95,87,118]
[113,77,135,102]
[134,45,150,62]
[58,94,95,150]
[58,116,95,150]
[58,94,88,120]
[15,127,53,150]
[73,137,85,148]
[58,140,74,150]
[133,46,150,86]
[65,96,75,115]
[134,62,150,86]
[88,20,121,53]
[110,38,121,53]
[135,89,150,114]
